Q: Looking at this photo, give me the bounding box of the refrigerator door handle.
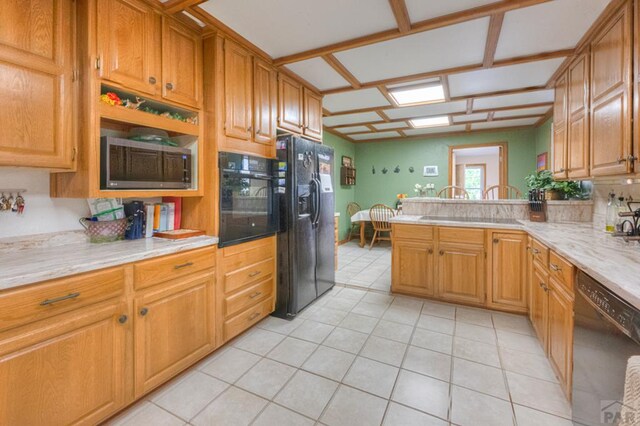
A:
[310,177,319,229]
[314,176,322,228]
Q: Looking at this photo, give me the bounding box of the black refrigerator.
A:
[274,135,335,319]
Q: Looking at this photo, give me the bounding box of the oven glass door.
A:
[220,172,277,246]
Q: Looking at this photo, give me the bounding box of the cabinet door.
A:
[392,240,435,297]
[253,58,277,145]
[303,88,323,140]
[489,232,527,312]
[590,2,632,176]
[552,73,568,179]
[278,74,303,133]
[97,0,159,95]
[0,301,129,426]
[162,17,202,108]
[437,243,485,305]
[548,277,573,398]
[0,0,75,168]
[567,52,590,178]
[134,272,214,397]
[530,263,549,351]
[224,39,253,141]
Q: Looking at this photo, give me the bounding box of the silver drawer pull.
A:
[40,292,80,306]
[249,291,262,299]
[532,248,540,254]
[248,312,260,321]
[550,263,561,272]
[174,262,194,270]
[248,270,261,278]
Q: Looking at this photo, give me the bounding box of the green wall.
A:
[323,131,357,241]
[323,127,541,239]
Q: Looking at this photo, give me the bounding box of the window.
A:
[389,83,445,106]
[409,115,450,128]
[464,165,485,200]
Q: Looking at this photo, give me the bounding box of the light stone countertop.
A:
[0,235,219,291]
[391,215,640,310]
[402,197,593,205]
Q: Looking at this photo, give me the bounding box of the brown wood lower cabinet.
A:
[488,231,528,313]
[0,299,128,426]
[134,270,215,397]
[392,239,435,297]
[530,261,549,350]
[548,276,574,398]
[438,242,485,305]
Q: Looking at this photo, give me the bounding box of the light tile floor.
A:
[108,286,573,426]
[335,241,391,291]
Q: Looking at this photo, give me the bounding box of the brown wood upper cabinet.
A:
[98,0,201,109]
[567,52,590,179]
[0,0,75,169]
[552,73,568,179]
[278,74,324,141]
[223,39,277,155]
[590,1,633,176]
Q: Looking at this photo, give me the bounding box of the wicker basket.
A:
[80,217,131,243]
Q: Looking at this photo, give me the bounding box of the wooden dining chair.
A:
[437,186,470,199]
[369,204,395,249]
[483,185,522,200]
[346,202,361,242]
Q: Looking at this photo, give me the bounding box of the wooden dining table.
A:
[350,209,398,248]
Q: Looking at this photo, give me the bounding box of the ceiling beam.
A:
[345,124,539,143]
[164,0,207,14]
[321,48,572,95]
[441,75,451,101]
[466,99,474,114]
[321,54,362,89]
[483,13,505,67]
[377,85,397,106]
[388,0,412,33]
[325,85,551,117]
[487,112,495,121]
[273,0,552,66]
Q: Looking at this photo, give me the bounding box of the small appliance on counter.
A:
[612,201,640,242]
[218,152,279,247]
[528,189,547,222]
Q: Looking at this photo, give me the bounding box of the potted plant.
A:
[524,170,583,200]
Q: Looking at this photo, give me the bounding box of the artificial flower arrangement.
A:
[99,92,199,125]
[414,183,429,197]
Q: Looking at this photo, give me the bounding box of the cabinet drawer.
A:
[531,239,549,269]
[224,257,275,294]
[549,251,575,294]
[224,297,274,342]
[438,227,484,245]
[134,246,216,290]
[224,277,273,318]
[0,267,125,332]
[221,237,275,271]
[392,224,434,241]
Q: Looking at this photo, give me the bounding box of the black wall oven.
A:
[219,152,278,247]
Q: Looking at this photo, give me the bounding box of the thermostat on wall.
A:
[423,166,439,177]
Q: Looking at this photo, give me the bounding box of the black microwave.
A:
[100,136,192,189]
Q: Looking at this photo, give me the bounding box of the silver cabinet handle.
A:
[550,263,561,272]
[40,292,80,306]
[532,248,540,254]
[174,262,194,270]
[248,312,260,321]
[248,270,261,278]
[249,291,262,299]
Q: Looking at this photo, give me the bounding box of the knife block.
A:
[529,202,547,222]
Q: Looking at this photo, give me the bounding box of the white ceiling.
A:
[495,0,610,60]
[194,0,612,141]
[199,0,397,58]
[333,17,489,83]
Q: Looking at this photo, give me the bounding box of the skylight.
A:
[410,115,450,128]
[389,83,445,106]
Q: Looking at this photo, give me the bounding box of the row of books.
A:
[144,197,182,238]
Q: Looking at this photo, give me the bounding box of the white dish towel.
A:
[620,356,640,426]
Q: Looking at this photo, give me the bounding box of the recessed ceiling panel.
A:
[198,0,397,58]
[323,111,383,127]
[404,125,466,136]
[473,90,554,110]
[387,77,441,89]
[471,117,539,130]
[373,122,409,130]
[323,88,391,112]
[405,0,498,23]
[448,58,566,97]
[384,100,467,120]
[334,18,489,83]
[495,0,610,60]
[285,58,350,91]
[350,131,401,140]
[452,112,489,123]
[493,106,551,118]
[334,125,371,134]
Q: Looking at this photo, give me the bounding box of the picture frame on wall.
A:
[342,156,353,167]
[423,165,439,177]
[537,152,548,171]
